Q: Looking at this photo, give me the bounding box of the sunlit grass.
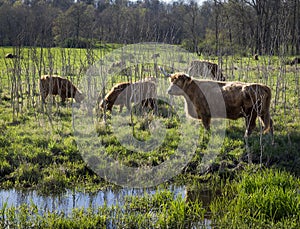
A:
[210,168,300,228]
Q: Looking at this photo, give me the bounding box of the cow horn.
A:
[158,66,171,77]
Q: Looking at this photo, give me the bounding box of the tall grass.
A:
[210,168,300,228]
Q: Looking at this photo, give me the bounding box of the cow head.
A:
[99,84,128,112]
[75,90,85,103]
[167,73,192,96]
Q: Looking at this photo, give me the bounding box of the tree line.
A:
[0,0,299,55]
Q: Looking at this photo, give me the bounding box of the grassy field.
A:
[0,46,299,228]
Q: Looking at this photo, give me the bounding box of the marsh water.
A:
[0,185,213,227]
[0,186,187,214]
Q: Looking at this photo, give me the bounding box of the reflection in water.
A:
[184,186,221,221]
[185,187,217,208]
[0,185,185,215]
[0,185,213,228]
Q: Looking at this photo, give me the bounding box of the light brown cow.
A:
[99,79,157,112]
[167,73,273,138]
[40,75,84,103]
[188,60,225,81]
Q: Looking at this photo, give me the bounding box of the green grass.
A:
[210,167,300,228]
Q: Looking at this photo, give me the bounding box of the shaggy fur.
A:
[5,53,18,59]
[100,82,131,112]
[100,80,157,112]
[167,73,273,137]
[290,57,300,66]
[40,75,84,103]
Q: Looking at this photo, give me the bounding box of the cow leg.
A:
[41,92,48,103]
[140,99,156,113]
[201,116,211,131]
[245,111,257,137]
[40,88,49,103]
[151,99,158,114]
[125,101,131,112]
[259,113,274,144]
[259,112,272,134]
[60,95,66,104]
[119,105,124,113]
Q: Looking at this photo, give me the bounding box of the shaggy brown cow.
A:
[99,79,157,112]
[5,53,18,59]
[40,75,84,103]
[290,57,300,66]
[99,82,131,112]
[188,60,225,81]
[167,73,273,138]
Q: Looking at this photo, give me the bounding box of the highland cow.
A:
[40,75,84,103]
[290,57,300,66]
[99,79,157,112]
[5,53,18,59]
[167,73,273,138]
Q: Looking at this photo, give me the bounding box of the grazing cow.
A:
[40,75,84,103]
[290,57,300,66]
[188,60,225,81]
[99,79,157,112]
[99,82,131,112]
[5,53,18,59]
[167,73,273,138]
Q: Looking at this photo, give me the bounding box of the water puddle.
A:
[0,185,213,228]
[0,186,185,215]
